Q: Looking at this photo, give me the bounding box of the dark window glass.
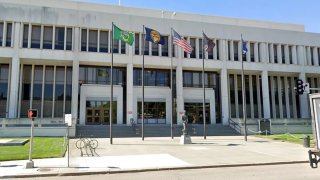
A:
[152,42,158,56]
[0,22,3,45]
[5,23,12,47]
[113,39,119,53]
[31,25,41,48]
[135,33,140,55]
[43,66,54,117]
[216,40,220,60]
[229,75,236,118]
[208,39,213,60]
[43,26,53,49]
[289,46,293,64]
[199,38,203,59]
[190,38,196,58]
[79,66,124,85]
[65,67,72,114]
[281,45,285,63]
[234,41,239,61]
[273,45,278,63]
[20,65,32,117]
[32,66,43,116]
[55,27,64,50]
[161,36,168,56]
[89,30,98,52]
[137,102,166,124]
[133,68,169,86]
[0,64,9,117]
[55,67,65,117]
[144,40,149,55]
[23,24,29,48]
[66,28,72,50]
[99,30,108,53]
[250,43,254,62]
[120,41,125,54]
[81,29,87,51]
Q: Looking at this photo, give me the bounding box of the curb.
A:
[0,161,308,179]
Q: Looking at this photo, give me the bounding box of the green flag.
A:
[113,24,134,46]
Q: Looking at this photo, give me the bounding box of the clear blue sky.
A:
[77,0,320,33]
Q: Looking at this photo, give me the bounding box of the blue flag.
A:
[241,35,248,55]
[145,27,165,45]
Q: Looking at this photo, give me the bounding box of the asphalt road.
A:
[19,163,320,180]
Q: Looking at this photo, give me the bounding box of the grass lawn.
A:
[0,137,67,161]
[255,134,315,147]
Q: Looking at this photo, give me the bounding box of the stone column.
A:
[297,45,305,65]
[277,44,282,64]
[261,70,270,118]
[254,42,259,62]
[8,22,21,118]
[313,47,319,66]
[292,46,297,65]
[270,44,274,63]
[220,67,229,125]
[71,27,80,124]
[259,42,267,63]
[284,45,289,64]
[230,40,234,61]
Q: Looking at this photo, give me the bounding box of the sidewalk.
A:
[0,136,310,178]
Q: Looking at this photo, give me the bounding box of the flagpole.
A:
[170,28,174,139]
[110,22,114,144]
[202,32,206,140]
[142,25,145,141]
[241,34,248,142]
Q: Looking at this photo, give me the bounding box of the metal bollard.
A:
[303,136,310,148]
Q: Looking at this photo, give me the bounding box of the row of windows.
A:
[22,24,73,50]
[2,21,320,66]
[20,65,72,118]
[0,64,9,118]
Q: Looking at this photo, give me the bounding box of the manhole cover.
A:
[38,168,51,172]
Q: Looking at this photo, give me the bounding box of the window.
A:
[81,29,87,51]
[65,67,72,114]
[199,38,203,59]
[32,66,43,116]
[0,22,3,46]
[66,28,72,50]
[311,47,315,66]
[0,64,9,117]
[250,43,254,62]
[5,23,12,47]
[55,27,64,50]
[281,45,285,63]
[54,67,65,117]
[208,39,213,60]
[120,41,126,54]
[135,33,140,55]
[133,68,170,86]
[99,30,108,53]
[152,41,158,56]
[161,36,168,56]
[289,46,293,64]
[113,39,119,53]
[144,40,149,55]
[89,30,98,52]
[137,102,166,124]
[183,71,216,88]
[43,26,53,49]
[20,65,32,117]
[23,24,29,48]
[273,45,277,63]
[189,38,196,58]
[31,25,41,48]
[216,40,220,60]
[43,66,54,117]
[234,41,239,61]
[79,66,125,85]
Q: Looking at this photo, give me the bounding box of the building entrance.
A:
[86,101,117,125]
[184,103,210,124]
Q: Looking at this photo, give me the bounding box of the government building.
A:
[0,0,319,136]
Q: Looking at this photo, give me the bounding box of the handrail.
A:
[228,118,241,134]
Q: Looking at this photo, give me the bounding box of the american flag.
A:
[172,29,193,54]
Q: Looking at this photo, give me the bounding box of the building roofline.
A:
[0,0,305,32]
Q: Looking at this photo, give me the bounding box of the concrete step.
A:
[76,124,240,138]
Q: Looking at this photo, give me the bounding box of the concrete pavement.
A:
[0,136,311,178]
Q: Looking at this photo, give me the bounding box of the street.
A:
[21,163,320,180]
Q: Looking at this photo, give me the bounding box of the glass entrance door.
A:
[184,103,210,124]
[86,101,117,125]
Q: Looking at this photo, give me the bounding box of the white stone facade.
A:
[0,0,320,129]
